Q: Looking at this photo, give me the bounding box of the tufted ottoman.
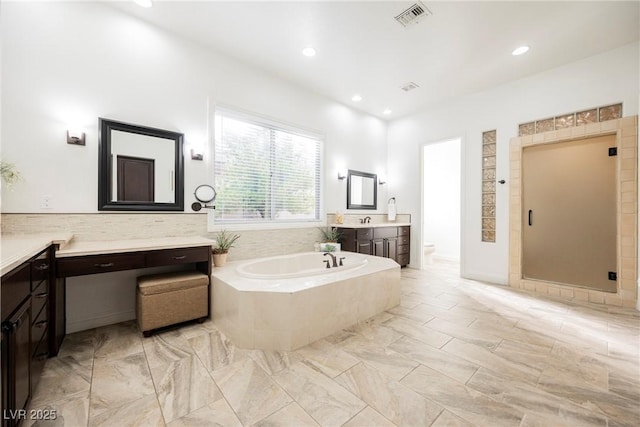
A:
[136,270,209,337]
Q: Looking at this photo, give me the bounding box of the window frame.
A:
[209,105,325,231]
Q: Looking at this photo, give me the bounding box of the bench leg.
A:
[142,330,153,338]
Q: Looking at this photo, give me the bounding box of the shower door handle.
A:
[528,210,533,226]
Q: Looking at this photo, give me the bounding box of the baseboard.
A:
[67,310,136,334]
[461,272,508,286]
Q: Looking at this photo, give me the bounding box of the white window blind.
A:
[213,109,322,224]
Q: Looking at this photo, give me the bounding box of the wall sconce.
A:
[191,149,203,161]
[67,129,85,146]
[338,169,347,180]
[378,175,387,185]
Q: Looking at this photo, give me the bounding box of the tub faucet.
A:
[323,252,338,268]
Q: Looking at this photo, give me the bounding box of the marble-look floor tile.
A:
[94,321,143,360]
[382,316,453,349]
[188,329,252,373]
[389,336,478,383]
[253,402,319,427]
[88,394,164,427]
[166,398,242,427]
[25,397,89,427]
[294,339,359,378]
[424,317,501,351]
[30,356,92,408]
[343,344,419,381]
[249,349,303,375]
[273,361,365,426]
[336,362,442,426]
[342,406,395,427]
[89,352,155,417]
[212,358,292,425]
[401,364,524,426]
[441,339,541,385]
[430,409,474,427]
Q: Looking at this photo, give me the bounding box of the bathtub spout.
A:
[323,252,338,268]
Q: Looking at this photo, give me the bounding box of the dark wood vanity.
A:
[337,225,410,267]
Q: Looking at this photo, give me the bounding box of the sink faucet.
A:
[364,216,371,223]
[323,252,338,268]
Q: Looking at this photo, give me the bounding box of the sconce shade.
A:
[67,130,85,146]
[191,149,203,160]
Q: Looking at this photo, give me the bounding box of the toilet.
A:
[423,243,436,265]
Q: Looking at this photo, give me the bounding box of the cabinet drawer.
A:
[146,247,209,268]
[57,253,146,277]
[398,235,410,246]
[373,227,397,239]
[398,226,410,236]
[397,244,410,255]
[356,228,373,240]
[31,250,51,286]
[1,262,31,319]
[397,254,410,266]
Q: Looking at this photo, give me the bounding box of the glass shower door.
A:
[522,134,617,292]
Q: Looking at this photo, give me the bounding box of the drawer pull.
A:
[35,320,48,329]
[94,262,115,268]
[172,255,187,260]
[34,292,48,299]
[34,352,49,361]
[34,264,50,271]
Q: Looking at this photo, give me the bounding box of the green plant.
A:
[0,160,22,188]
[213,229,241,254]
[319,227,341,243]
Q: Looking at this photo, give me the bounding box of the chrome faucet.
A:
[323,252,338,268]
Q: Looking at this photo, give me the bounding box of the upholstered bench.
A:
[136,270,209,337]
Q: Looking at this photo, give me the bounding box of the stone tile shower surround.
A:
[509,116,638,308]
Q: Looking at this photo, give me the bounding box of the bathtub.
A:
[212,251,400,351]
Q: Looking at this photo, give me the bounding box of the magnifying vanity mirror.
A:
[191,184,217,211]
[347,169,377,210]
[98,118,184,211]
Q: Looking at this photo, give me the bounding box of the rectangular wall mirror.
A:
[98,118,184,211]
[347,169,377,210]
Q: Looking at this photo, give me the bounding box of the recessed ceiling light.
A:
[383,109,392,115]
[302,47,316,57]
[352,94,362,102]
[512,45,530,56]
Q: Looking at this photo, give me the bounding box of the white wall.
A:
[0,2,388,332]
[423,139,461,261]
[388,42,639,283]
[0,1,388,215]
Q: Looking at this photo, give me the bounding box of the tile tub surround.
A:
[25,264,640,427]
[212,252,401,351]
[509,116,639,308]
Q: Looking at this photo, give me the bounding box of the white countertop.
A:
[1,233,73,277]
[330,222,411,229]
[56,236,215,258]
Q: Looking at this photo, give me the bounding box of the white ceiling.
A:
[111,1,640,120]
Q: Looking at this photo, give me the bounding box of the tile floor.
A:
[27,261,640,426]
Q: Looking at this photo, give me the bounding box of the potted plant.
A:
[319,227,341,252]
[212,229,240,267]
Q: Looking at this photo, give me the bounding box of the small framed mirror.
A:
[192,184,217,211]
[347,169,377,210]
[98,118,184,211]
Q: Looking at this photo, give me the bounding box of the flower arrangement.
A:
[0,160,21,188]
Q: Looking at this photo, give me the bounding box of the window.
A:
[213,108,322,225]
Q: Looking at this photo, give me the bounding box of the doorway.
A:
[422,138,462,268]
[117,155,155,202]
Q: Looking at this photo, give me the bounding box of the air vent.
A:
[394,2,432,27]
[400,82,420,92]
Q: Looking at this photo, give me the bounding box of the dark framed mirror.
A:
[98,118,184,211]
[347,169,377,210]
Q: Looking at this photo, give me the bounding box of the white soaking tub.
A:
[212,251,400,351]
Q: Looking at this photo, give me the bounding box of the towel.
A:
[388,202,397,222]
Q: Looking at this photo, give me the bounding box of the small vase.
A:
[213,252,228,267]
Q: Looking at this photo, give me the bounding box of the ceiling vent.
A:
[394,2,432,27]
[400,82,420,92]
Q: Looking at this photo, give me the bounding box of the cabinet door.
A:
[386,237,398,262]
[2,299,32,427]
[357,241,371,255]
[372,239,385,257]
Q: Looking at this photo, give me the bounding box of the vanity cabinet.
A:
[1,246,54,427]
[337,226,410,267]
